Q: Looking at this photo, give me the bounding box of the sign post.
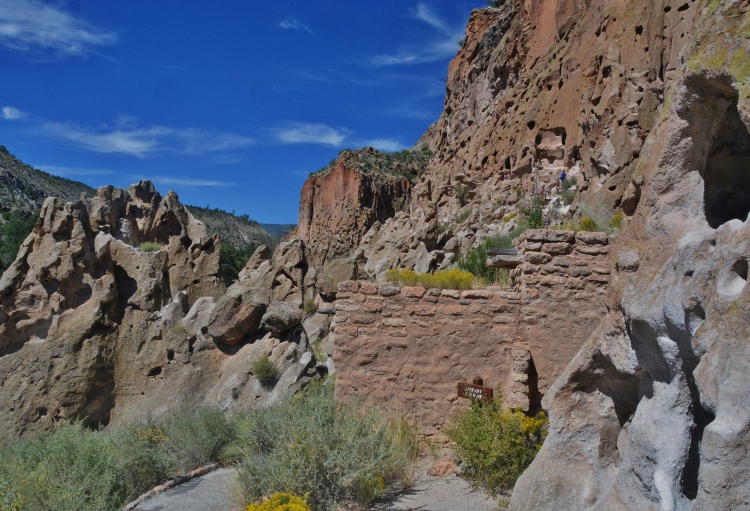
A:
[457,376,494,403]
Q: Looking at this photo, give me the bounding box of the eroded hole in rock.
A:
[167,349,175,363]
[699,86,750,228]
[723,258,749,295]
[147,366,163,378]
[114,264,138,318]
[79,363,115,429]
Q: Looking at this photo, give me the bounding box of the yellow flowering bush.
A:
[445,399,548,495]
[245,493,311,511]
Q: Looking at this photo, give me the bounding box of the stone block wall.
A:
[332,229,613,435]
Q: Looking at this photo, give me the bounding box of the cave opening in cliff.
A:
[700,87,750,228]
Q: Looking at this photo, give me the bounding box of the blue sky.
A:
[0,0,484,223]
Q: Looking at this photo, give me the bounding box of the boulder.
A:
[317,258,358,299]
[261,301,303,334]
[206,286,268,345]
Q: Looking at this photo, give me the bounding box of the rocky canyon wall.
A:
[509,1,750,510]
[298,151,411,259]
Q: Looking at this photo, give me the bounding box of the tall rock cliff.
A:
[297,148,414,259]
[510,2,750,510]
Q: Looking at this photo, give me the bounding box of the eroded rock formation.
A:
[509,2,750,510]
[0,182,321,443]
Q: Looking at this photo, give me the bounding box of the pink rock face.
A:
[297,155,411,257]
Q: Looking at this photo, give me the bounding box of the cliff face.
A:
[353,0,699,276]
[510,2,750,509]
[297,150,412,259]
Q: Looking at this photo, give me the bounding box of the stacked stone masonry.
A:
[333,229,613,435]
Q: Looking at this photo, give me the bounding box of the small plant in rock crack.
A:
[454,184,470,206]
[251,356,279,387]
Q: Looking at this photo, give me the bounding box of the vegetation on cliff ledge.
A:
[311,144,433,184]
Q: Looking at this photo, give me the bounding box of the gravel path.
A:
[132,468,237,511]
[132,463,497,511]
[370,463,497,511]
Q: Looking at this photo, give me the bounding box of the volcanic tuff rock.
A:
[508,2,750,510]
[297,149,412,259]
[0,181,318,443]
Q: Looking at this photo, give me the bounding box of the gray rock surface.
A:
[260,301,303,334]
[510,3,750,510]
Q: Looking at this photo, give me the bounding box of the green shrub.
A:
[163,408,237,472]
[8,422,127,511]
[579,216,598,231]
[609,212,623,231]
[251,356,279,386]
[139,242,163,252]
[0,211,38,273]
[234,382,417,511]
[456,232,527,287]
[219,242,258,286]
[0,408,237,511]
[559,189,576,205]
[454,184,470,207]
[445,400,548,495]
[304,299,318,316]
[0,460,22,511]
[519,196,545,229]
[385,268,474,290]
[455,207,473,224]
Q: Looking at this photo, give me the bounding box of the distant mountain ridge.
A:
[0,145,95,213]
[0,145,282,248]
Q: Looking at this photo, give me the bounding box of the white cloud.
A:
[2,106,26,120]
[275,123,351,147]
[38,165,114,176]
[0,0,117,56]
[412,3,449,32]
[41,121,255,158]
[151,176,236,188]
[360,139,407,152]
[278,17,315,36]
[371,3,465,67]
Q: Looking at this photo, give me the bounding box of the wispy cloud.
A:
[150,176,236,188]
[0,0,117,56]
[2,106,26,120]
[275,122,351,147]
[38,165,114,176]
[278,17,315,36]
[371,2,465,67]
[359,139,408,152]
[412,3,449,32]
[41,121,255,158]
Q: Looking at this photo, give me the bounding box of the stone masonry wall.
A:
[332,230,613,436]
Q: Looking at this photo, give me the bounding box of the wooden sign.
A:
[457,376,494,403]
